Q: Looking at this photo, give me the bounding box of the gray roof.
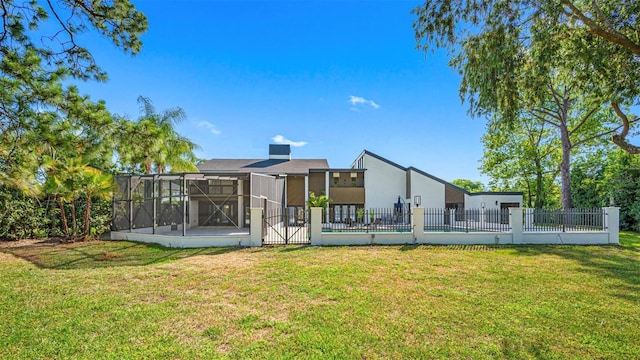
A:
[361,150,523,196]
[197,158,329,175]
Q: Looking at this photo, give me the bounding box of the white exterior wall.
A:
[409,169,445,208]
[363,153,407,209]
[465,194,481,208]
[311,207,618,246]
[111,231,251,248]
[470,194,523,209]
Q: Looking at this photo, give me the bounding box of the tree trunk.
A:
[535,171,545,209]
[534,156,545,209]
[83,194,92,239]
[553,93,573,210]
[58,197,70,237]
[145,157,152,174]
[70,201,77,238]
[559,124,572,210]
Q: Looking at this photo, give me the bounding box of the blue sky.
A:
[74,0,489,182]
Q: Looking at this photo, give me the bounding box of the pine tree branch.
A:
[563,0,640,56]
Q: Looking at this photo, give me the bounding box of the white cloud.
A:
[349,95,380,110]
[272,135,308,147]
[198,121,221,135]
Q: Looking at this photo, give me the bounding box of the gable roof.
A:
[197,158,329,175]
[357,150,407,171]
[360,150,522,196]
[407,165,471,194]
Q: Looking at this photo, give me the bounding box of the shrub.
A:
[0,187,50,240]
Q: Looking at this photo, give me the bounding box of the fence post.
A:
[250,208,263,247]
[310,207,323,246]
[511,208,523,244]
[605,207,619,245]
[412,207,424,244]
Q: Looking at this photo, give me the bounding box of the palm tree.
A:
[116,96,200,174]
[306,192,331,209]
[42,157,76,238]
[158,132,200,173]
[78,167,114,239]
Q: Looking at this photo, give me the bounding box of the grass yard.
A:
[1,233,639,359]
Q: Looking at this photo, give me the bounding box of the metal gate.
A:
[263,207,310,245]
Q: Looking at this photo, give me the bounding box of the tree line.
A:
[0,93,200,240]
[414,0,640,229]
[0,1,199,240]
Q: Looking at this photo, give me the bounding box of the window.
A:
[208,180,235,195]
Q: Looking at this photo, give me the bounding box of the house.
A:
[112,144,522,233]
[191,144,521,228]
[110,145,624,247]
[194,144,365,227]
[351,150,522,213]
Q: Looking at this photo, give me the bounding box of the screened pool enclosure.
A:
[112,173,284,236]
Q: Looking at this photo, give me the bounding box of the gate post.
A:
[511,208,523,244]
[310,207,323,246]
[605,207,619,244]
[412,207,424,244]
[250,208,263,247]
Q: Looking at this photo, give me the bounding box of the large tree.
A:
[412,0,640,153]
[1,1,146,239]
[1,0,147,191]
[519,77,619,209]
[480,115,561,208]
[572,147,640,231]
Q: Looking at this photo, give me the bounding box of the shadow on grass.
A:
[276,245,313,252]
[0,239,242,270]
[510,240,640,303]
[373,231,639,303]
[409,231,640,302]
[399,244,419,251]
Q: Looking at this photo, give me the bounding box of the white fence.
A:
[111,207,619,247]
[310,207,619,246]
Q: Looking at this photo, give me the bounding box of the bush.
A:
[0,187,50,240]
[85,198,112,238]
[0,187,112,240]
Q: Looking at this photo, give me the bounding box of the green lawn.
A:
[1,233,639,359]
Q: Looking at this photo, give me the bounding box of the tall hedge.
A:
[0,187,111,241]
